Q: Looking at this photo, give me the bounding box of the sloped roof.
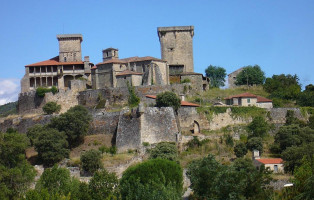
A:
[26,56,84,67]
[256,158,283,164]
[116,70,143,76]
[96,56,166,65]
[145,95,200,107]
[224,92,257,100]
[256,96,272,103]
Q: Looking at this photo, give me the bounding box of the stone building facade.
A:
[21,34,93,93]
[228,67,244,88]
[91,48,169,89]
[158,26,194,73]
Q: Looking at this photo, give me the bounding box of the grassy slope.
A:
[0,101,18,117]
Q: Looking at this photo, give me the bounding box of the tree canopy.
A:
[156,91,181,111]
[264,74,301,100]
[235,65,266,86]
[149,142,178,161]
[205,65,226,88]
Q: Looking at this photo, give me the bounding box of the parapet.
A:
[157,26,194,32]
[57,34,83,42]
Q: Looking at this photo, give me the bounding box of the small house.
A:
[224,92,273,108]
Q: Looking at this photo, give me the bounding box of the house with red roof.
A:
[224,92,273,108]
[252,150,284,173]
[21,34,93,93]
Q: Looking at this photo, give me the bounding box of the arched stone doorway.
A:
[193,120,200,134]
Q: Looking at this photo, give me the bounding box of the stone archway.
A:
[193,120,200,134]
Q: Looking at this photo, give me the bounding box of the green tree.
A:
[234,143,248,158]
[205,65,226,88]
[34,128,69,167]
[281,143,314,173]
[247,116,269,138]
[89,169,119,200]
[26,124,45,146]
[127,81,140,108]
[297,84,314,107]
[235,65,265,86]
[308,115,314,129]
[0,132,36,199]
[156,91,181,111]
[80,149,103,175]
[35,165,72,196]
[149,142,178,161]
[42,102,61,115]
[246,137,263,153]
[120,159,183,199]
[263,74,301,100]
[49,105,92,148]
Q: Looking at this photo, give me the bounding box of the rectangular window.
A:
[247,98,250,103]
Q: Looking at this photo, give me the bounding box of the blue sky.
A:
[0,0,313,104]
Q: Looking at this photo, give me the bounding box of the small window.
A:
[247,98,250,103]
[64,57,67,62]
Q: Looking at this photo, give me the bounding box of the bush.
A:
[26,124,45,146]
[43,102,61,114]
[156,91,181,111]
[80,149,103,174]
[234,143,248,158]
[89,169,119,200]
[246,137,263,154]
[149,142,178,161]
[34,128,69,167]
[181,78,191,83]
[127,81,140,108]
[224,134,234,147]
[50,86,58,94]
[247,116,269,138]
[120,159,183,198]
[36,86,58,97]
[49,105,92,148]
[109,146,117,156]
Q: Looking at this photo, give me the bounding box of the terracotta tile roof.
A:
[116,70,143,76]
[257,96,272,103]
[145,95,200,107]
[97,56,166,65]
[224,92,257,100]
[256,158,283,164]
[26,56,84,67]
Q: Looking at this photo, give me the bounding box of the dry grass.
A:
[70,134,113,158]
[102,153,136,168]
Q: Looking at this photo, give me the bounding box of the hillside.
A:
[0,101,17,117]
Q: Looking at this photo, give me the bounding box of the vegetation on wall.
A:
[127,81,140,108]
[156,91,181,111]
[36,86,58,97]
[42,101,61,114]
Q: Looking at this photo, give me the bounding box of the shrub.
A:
[156,91,181,111]
[80,149,103,174]
[89,169,119,200]
[109,146,117,156]
[34,128,69,167]
[42,102,61,114]
[127,81,140,108]
[246,137,263,154]
[50,86,58,94]
[98,145,109,155]
[149,142,178,161]
[224,134,234,147]
[26,124,45,146]
[49,105,92,148]
[247,116,269,138]
[120,159,183,199]
[181,78,191,83]
[36,87,50,97]
[234,143,248,158]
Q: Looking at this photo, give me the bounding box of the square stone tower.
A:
[57,34,83,62]
[157,26,194,73]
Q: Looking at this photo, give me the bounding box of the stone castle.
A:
[20,26,209,94]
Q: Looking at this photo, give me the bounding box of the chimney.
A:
[252,150,260,160]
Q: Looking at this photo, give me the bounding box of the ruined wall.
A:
[228,68,244,88]
[116,107,178,152]
[78,84,195,108]
[116,109,141,152]
[141,107,178,144]
[18,80,86,115]
[267,108,305,124]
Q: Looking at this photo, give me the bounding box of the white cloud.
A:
[0,79,20,106]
